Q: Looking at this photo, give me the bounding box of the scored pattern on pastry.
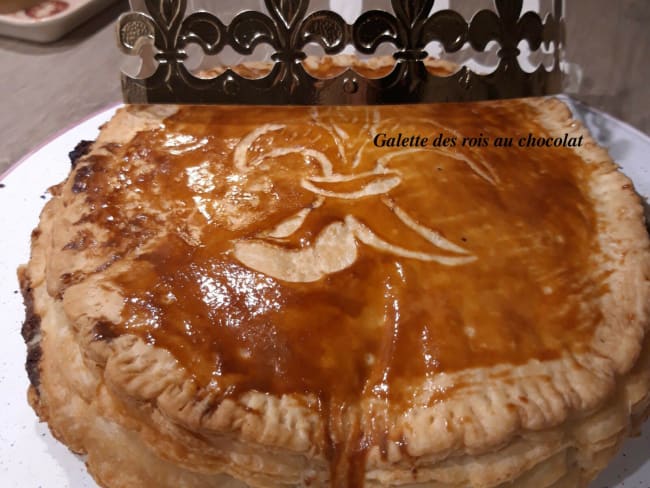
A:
[230,109,488,282]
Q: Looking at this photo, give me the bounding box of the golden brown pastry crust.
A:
[20,88,650,486]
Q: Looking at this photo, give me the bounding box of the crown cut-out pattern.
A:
[118,0,564,105]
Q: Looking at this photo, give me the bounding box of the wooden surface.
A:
[0,0,648,174]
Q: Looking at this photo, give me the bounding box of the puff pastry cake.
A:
[20,73,650,486]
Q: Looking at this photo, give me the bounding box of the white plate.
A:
[0,0,119,43]
[0,101,648,487]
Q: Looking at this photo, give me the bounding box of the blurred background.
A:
[0,0,648,173]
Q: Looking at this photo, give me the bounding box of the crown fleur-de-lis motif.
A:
[230,0,348,60]
[118,0,227,93]
[353,0,466,61]
[467,0,564,97]
[470,0,544,63]
[352,0,467,95]
[228,0,349,94]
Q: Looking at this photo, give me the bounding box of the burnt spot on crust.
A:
[92,321,118,342]
[68,140,94,168]
[71,155,107,194]
[72,164,94,193]
[20,284,40,344]
[19,270,43,391]
[25,343,43,391]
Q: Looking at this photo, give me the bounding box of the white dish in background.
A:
[0,101,648,487]
[0,0,119,43]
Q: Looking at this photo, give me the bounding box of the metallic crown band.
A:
[118,0,565,105]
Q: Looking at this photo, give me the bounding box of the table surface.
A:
[0,0,648,174]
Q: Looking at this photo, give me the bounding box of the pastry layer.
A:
[21,93,650,487]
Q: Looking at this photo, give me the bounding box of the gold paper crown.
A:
[117,0,565,105]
